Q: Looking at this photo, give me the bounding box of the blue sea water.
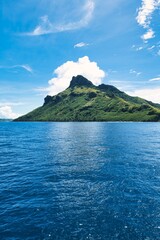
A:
[0,122,160,240]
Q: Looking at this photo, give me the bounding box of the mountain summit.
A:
[15,75,160,122]
[69,75,94,88]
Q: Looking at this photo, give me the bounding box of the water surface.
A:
[0,122,160,240]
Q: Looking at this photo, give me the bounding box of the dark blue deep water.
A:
[0,122,160,240]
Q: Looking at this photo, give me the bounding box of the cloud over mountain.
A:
[38,56,105,96]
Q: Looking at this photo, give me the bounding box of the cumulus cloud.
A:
[27,0,95,36]
[38,56,105,96]
[127,88,160,103]
[0,105,20,119]
[136,0,160,40]
[74,42,89,48]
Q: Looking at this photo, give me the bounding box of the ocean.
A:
[0,122,160,240]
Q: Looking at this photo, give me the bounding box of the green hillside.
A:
[15,75,160,122]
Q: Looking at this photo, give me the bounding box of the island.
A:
[15,75,160,122]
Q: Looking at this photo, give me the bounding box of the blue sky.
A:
[0,0,160,118]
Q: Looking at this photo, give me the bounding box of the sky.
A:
[1,0,160,118]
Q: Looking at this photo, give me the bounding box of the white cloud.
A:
[131,45,144,51]
[136,0,160,40]
[74,42,89,48]
[20,64,33,73]
[27,0,95,36]
[0,105,20,119]
[38,56,105,96]
[136,0,158,28]
[0,102,24,107]
[0,64,33,73]
[149,77,160,81]
[27,15,53,36]
[136,46,143,51]
[127,88,160,103]
[148,45,155,50]
[141,28,154,40]
[130,69,141,76]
